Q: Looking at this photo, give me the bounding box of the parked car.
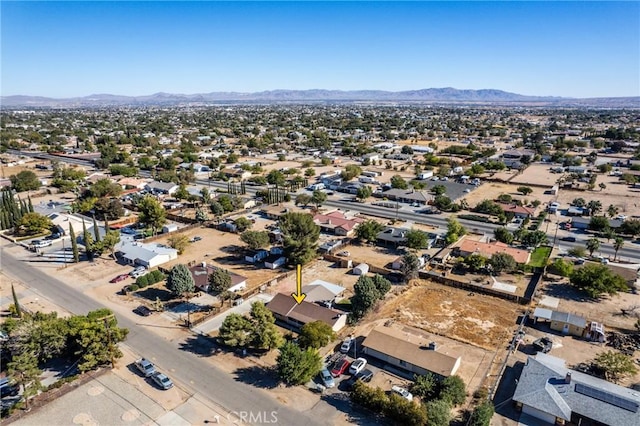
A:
[0,378,19,398]
[349,358,367,375]
[533,337,553,353]
[330,358,350,377]
[337,250,350,257]
[340,337,353,354]
[32,239,53,248]
[319,368,335,388]
[150,372,173,390]
[110,274,129,283]
[391,385,413,401]
[344,369,374,390]
[134,305,153,317]
[129,266,147,277]
[134,358,156,377]
[190,236,202,242]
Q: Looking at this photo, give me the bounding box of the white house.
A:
[116,241,178,268]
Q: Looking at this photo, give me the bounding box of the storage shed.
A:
[352,263,369,275]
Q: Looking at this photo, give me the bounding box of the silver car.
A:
[151,372,173,390]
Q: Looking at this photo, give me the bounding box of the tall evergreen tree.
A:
[82,219,94,260]
[92,216,101,242]
[27,195,34,213]
[69,224,79,263]
[11,284,22,318]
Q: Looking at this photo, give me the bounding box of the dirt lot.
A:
[555,177,640,217]
[463,181,555,208]
[377,281,522,351]
[510,163,562,187]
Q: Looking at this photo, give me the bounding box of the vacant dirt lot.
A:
[377,281,522,351]
[510,163,561,187]
[556,179,640,217]
[462,181,555,209]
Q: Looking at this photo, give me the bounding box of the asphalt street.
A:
[2,249,323,426]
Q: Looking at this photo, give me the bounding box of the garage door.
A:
[521,405,556,425]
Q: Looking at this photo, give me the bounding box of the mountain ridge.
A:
[2,88,638,108]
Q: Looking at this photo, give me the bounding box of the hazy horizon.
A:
[2,2,639,98]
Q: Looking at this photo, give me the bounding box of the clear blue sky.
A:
[2,1,638,98]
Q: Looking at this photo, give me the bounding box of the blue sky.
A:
[2,2,638,98]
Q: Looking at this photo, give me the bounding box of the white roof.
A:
[306,280,345,296]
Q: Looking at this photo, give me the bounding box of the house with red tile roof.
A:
[457,238,530,264]
[498,203,536,219]
[313,210,364,236]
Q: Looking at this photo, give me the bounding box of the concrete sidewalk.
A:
[192,293,274,335]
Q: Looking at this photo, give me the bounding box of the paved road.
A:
[12,150,640,262]
[2,248,322,426]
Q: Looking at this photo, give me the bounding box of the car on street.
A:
[344,369,374,390]
[560,236,577,242]
[533,337,553,353]
[340,337,353,354]
[151,372,173,390]
[110,274,129,283]
[391,385,413,401]
[134,305,153,317]
[349,358,367,375]
[319,368,335,388]
[134,358,156,377]
[331,358,350,377]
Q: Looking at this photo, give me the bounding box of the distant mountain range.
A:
[2,88,639,108]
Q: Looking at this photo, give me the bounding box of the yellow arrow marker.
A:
[291,264,307,304]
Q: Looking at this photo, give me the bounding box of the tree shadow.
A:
[492,361,525,422]
[136,287,174,302]
[540,282,596,303]
[320,393,383,426]
[178,334,218,357]
[233,365,279,389]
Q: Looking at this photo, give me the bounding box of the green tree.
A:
[166,264,195,297]
[372,274,392,296]
[490,252,517,274]
[356,185,373,202]
[405,228,429,249]
[266,169,286,186]
[567,246,587,258]
[298,321,336,349]
[551,258,573,277]
[607,204,620,218]
[240,230,270,250]
[411,373,437,399]
[355,219,384,244]
[19,212,52,236]
[620,219,640,237]
[350,276,381,322]
[195,208,208,222]
[390,174,408,189]
[208,268,232,294]
[210,201,224,216]
[304,168,315,177]
[445,217,466,245]
[99,230,121,259]
[469,401,494,426]
[385,393,428,426]
[440,375,467,406]
[174,184,189,200]
[586,237,600,257]
[10,170,41,192]
[401,252,421,282]
[311,189,327,207]
[613,237,625,261]
[570,263,627,298]
[592,350,638,382]
[522,230,548,247]
[465,254,488,273]
[8,350,41,410]
[89,178,123,198]
[589,216,610,232]
[235,217,253,232]
[218,313,253,347]
[341,164,362,181]
[431,184,446,196]
[82,219,94,260]
[295,193,312,207]
[517,186,533,196]
[279,212,320,265]
[276,341,322,386]
[425,399,452,426]
[249,301,284,351]
[137,195,167,235]
[494,227,514,244]
[587,200,603,216]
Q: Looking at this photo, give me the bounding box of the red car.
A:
[110,274,129,283]
[330,358,350,378]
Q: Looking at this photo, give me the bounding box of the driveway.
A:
[192,293,274,335]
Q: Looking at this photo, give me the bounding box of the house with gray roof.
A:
[116,241,178,268]
[532,308,587,337]
[513,353,640,426]
[381,188,432,205]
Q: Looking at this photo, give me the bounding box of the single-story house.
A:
[266,293,347,332]
[570,217,624,230]
[145,181,179,195]
[116,241,178,269]
[382,188,432,205]
[301,280,346,304]
[221,168,252,180]
[188,263,248,293]
[313,211,364,236]
[245,249,269,264]
[117,177,149,190]
[498,203,536,219]
[502,149,535,160]
[532,308,587,337]
[361,153,380,164]
[319,239,343,253]
[362,325,461,378]
[513,353,640,426]
[376,226,409,247]
[456,239,530,264]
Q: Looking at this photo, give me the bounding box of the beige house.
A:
[266,293,347,332]
[532,308,587,337]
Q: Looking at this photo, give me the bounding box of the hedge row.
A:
[134,270,165,289]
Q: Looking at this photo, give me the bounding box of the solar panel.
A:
[574,383,639,413]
